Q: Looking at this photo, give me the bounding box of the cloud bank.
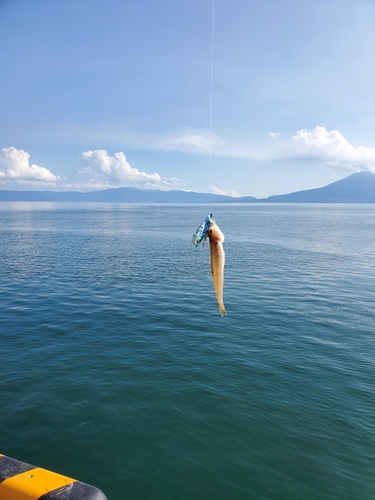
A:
[157,127,375,175]
[0,146,60,185]
[158,126,375,172]
[35,123,375,174]
[137,126,375,173]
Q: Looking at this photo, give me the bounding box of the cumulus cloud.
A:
[290,126,375,171]
[292,127,375,171]
[260,126,375,171]
[0,146,61,184]
[80,149,179,190]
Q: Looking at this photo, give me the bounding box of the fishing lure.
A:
[192,214,213,247]
[193,214,227,316]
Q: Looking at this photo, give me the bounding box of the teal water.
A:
[1,203,375,499]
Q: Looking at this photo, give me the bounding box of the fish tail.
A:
[219,304,227,317]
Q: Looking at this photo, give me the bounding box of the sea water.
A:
[0,203,374,500]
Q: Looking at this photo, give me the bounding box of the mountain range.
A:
[1,171,375,203]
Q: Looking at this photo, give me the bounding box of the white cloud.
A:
[209,185,241,197]
[0,146,61,184]
[80,149,179,190]
[290,126,375,171]
[117,128,221,155]
[155,129,222,153]
[148,128,272,160]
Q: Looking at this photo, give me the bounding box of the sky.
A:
[2,0,375,197]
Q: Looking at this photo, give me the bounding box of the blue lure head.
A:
[193,214,213,247]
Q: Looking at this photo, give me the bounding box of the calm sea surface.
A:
[1,203,375,500]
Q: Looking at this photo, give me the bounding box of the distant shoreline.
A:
[1,171,375,203]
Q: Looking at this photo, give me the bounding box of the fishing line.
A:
[193,2,227,317]
[208,0,215,209]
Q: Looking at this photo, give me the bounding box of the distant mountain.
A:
[0,171,374,203]
[0,187,253,203]
[265,171,375,203]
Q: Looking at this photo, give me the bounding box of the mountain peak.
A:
[267,170,375,203]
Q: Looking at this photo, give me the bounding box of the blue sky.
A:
[2,0,375,196]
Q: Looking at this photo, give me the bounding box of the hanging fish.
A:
[207,220,227,317]
[193,215,227,316]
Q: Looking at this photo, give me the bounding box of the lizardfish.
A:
[207,220,227,317]
[193,215,227,316]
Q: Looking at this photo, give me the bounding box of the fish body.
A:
[207,221,227,316]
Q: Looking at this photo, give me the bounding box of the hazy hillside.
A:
[0,171,374,202]
[0,187,248,203]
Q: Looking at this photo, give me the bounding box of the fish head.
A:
[207,222,224,243]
